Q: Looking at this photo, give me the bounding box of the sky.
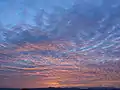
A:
[0,0,75,26]
[0,0,120,88]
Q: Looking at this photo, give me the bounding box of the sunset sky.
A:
[0,0,120,88]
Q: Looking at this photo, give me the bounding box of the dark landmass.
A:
[0,87,120,90]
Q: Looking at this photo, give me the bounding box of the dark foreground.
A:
[0,87,120,90]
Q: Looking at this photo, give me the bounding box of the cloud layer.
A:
[0,0,120,88]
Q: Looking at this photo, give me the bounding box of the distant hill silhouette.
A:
[0,87,120,90]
